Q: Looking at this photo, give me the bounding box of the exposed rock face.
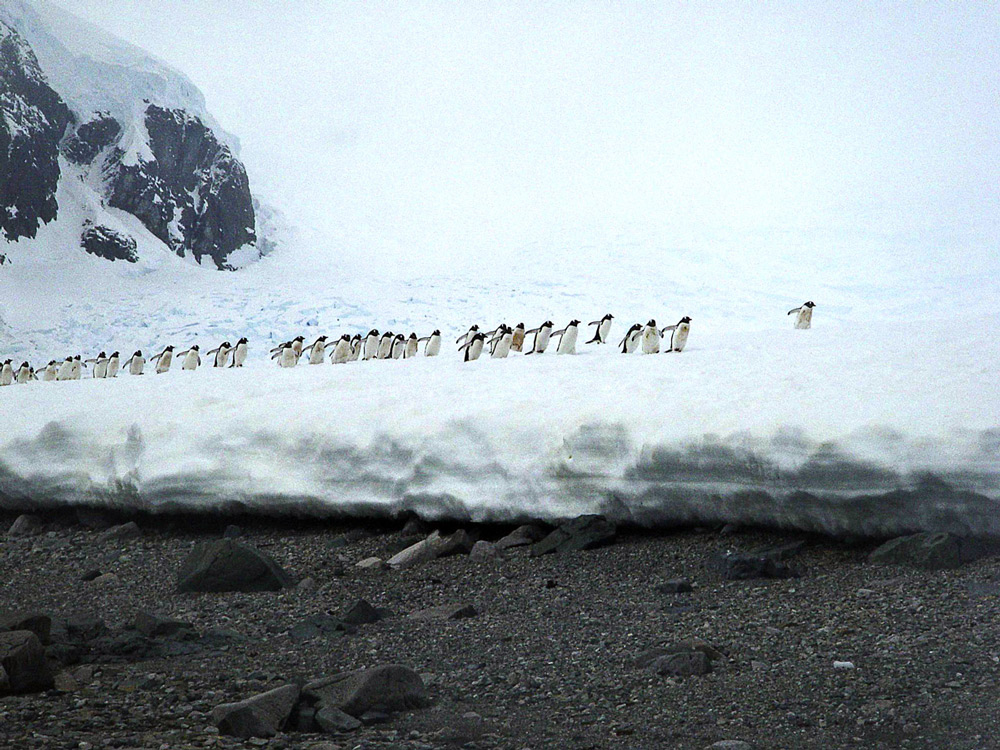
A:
[0,21,71,241]
[62,113,120,165]
[80,223,138,262]
[176,539,294,593]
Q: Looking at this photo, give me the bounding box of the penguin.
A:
[349,334,363,361]
[419,330,442,357]
[330,334,352,364]
[619,323,643,354]
[270,336,305,360]
[456,325,480,348]
[362,329,380,361]
[553,320,581,355]
[403,333,419,359]
[376,332,394,359]
[661,317,692,353]
[178,345,200,371]
[106,351,120,378]
[640,319,661,354]
[55,357,73,381]
[586,314,614,344]
[303,336,329,365]
[0,359,13,386]
[524,321,554,355]
[460,332,486,362]
[151,346,175,374]
[206,341,233,368]
[15,362,32,384]
[70,355,83,379]
[510,323,526,353]
[42,360,58,381]
[275,343,298,368]
[489,325,514,358]
[788,301,816,329]
[230,338,248,368]
[86,352,108,379]
[124,350,145,375]
[390,334,406,359]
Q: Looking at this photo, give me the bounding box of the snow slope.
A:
[1,315,997,538]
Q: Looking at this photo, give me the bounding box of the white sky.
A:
[53,1,1000,272]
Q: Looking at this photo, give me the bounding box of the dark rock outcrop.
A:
[869,532,1000,570]
[302,665,430,718]
[176,539,294,593]
[530,515,617,556]
[211,684,300,739]
[80,222,138,263]
[0,630,54,693]
[61,113,120,165]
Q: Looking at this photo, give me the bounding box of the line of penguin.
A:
[0,302,815,385]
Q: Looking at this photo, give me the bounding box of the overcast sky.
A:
[54,1,1000,269]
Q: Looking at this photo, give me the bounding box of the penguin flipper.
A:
[787,307,801,315]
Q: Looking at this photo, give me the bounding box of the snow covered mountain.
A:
[0,0,259,269]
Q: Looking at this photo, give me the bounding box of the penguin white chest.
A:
[107,358,120,377]
[492,333,513,358]
[130,357,145,375]
[535,329,552,353]
[156,352,173,373]
[795,307,813,329]
[557,326,578,354]
[94,360,108,378]
[0,365,12,386]
[641,327,660,354]
[232,344,247,367]
[182,352,199,370]
[425,335,441,357]
[308,346,326,365]
[672,324,690,352]
[43,365,57,381]
[332,341,351,364]
[279,347,297,367]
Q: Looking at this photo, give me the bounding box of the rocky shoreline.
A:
[2,507,1000,749]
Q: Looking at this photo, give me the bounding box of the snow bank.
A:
[1,319,997,538]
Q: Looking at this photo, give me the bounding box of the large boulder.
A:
[176,539,293,593]
[495,523,547,550]
[386,532,443,570]
[530,515,616,556]
[211,684,299,739]
[869,532,1000,570]
[0,630,53,694]
[303,665,430,718]
[0,612,51,644]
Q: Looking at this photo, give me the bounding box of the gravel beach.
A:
[2,508,1000,749]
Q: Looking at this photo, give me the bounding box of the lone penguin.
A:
[553,320,580,355]
[661,317,692,353]
[525,321,554,355]
[586,314,614,344]
[788,301,816,329]
[640,320,661,354]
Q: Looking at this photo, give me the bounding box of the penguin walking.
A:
[586,314,614,344]
[230,338,248,367]
[85,352,108,379]
[178,345,201,371]
[302,336,329,365]
[640,320,661,354]
[661,317,692,353]
[206,341,233,368]
[376,332,394,360]
[151,346,175,374]
[403,333,420,359]
[124,350,145,375]
[14,362,32,384]
[42,360,58,381]
[362,330,380,361]
[329,334,353,364]
[419,330,442,357]
[349,334,363,361]
[70,355,82,379]
[553,320,580,355]
[456,325,480,349]
[489,325,514,358]
[390,334,406,359]
[56,357,74,381]
[788,301,816,329]
[619,323,642,353]
[106,351,120,378]
[274,343,299,368]
[460,332,486,362]
[510,323,526,353]
[525,321,554,355]
[0,359,13,386]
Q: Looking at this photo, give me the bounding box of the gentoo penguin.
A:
[86,352,108,379]
[788,301,816,329]
[230,338,248,367]
[661,317,692,353]
[376,332,394,359]
[275,343,298,368]
[56,357,73,381]
[15,362,33,384]
[329,334,352,364]
[362,329,380,361]
[456,325,480,348]
[525,321,554,355]
[419,329,442,357]
[460,332,486,362]
[390,334,406,359]
[403,333,419,359]
[178,345,200,371]
[349,334,363,361]
[270,336,305,360]
[70,355,83,379]
[619,323,642,353]
[489,325,514,358]
[152,346,175,374]
[106,351,120,378]
[42,360,58,381]
[303,336,329,365]
[640,320,661,354]
[206,341,233,368]
[510,323,526,353]
[553,320,580,355]
[0,359,13,386]
[586,314,614,344]
[124,350,145,375]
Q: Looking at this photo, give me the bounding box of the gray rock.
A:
[530,515,616,556]
[356,556,387,570]
[655,578,693,594]
[222,524,242,538]
[400,516,432,537]
[410,603,478,621]
[176,539,293,592]
[289,615,350,641]
[7,514,43,538]
[707,742,753,750]
[869,532,1000,570]
[635,639,724,668]
[303,665,430,717]
[97,521,142,543]
[652,650,713,676]
[315,705,362,733]
[386,531,443,570]
[211,683,300,739]
[134,612,193,638]
[711,551,799,580]
[341,599,381,626]
[495,524,547,550]
[437,529,476,557]
[0,630,54,694]
[469,540,500,561]
[0,612,51,644]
